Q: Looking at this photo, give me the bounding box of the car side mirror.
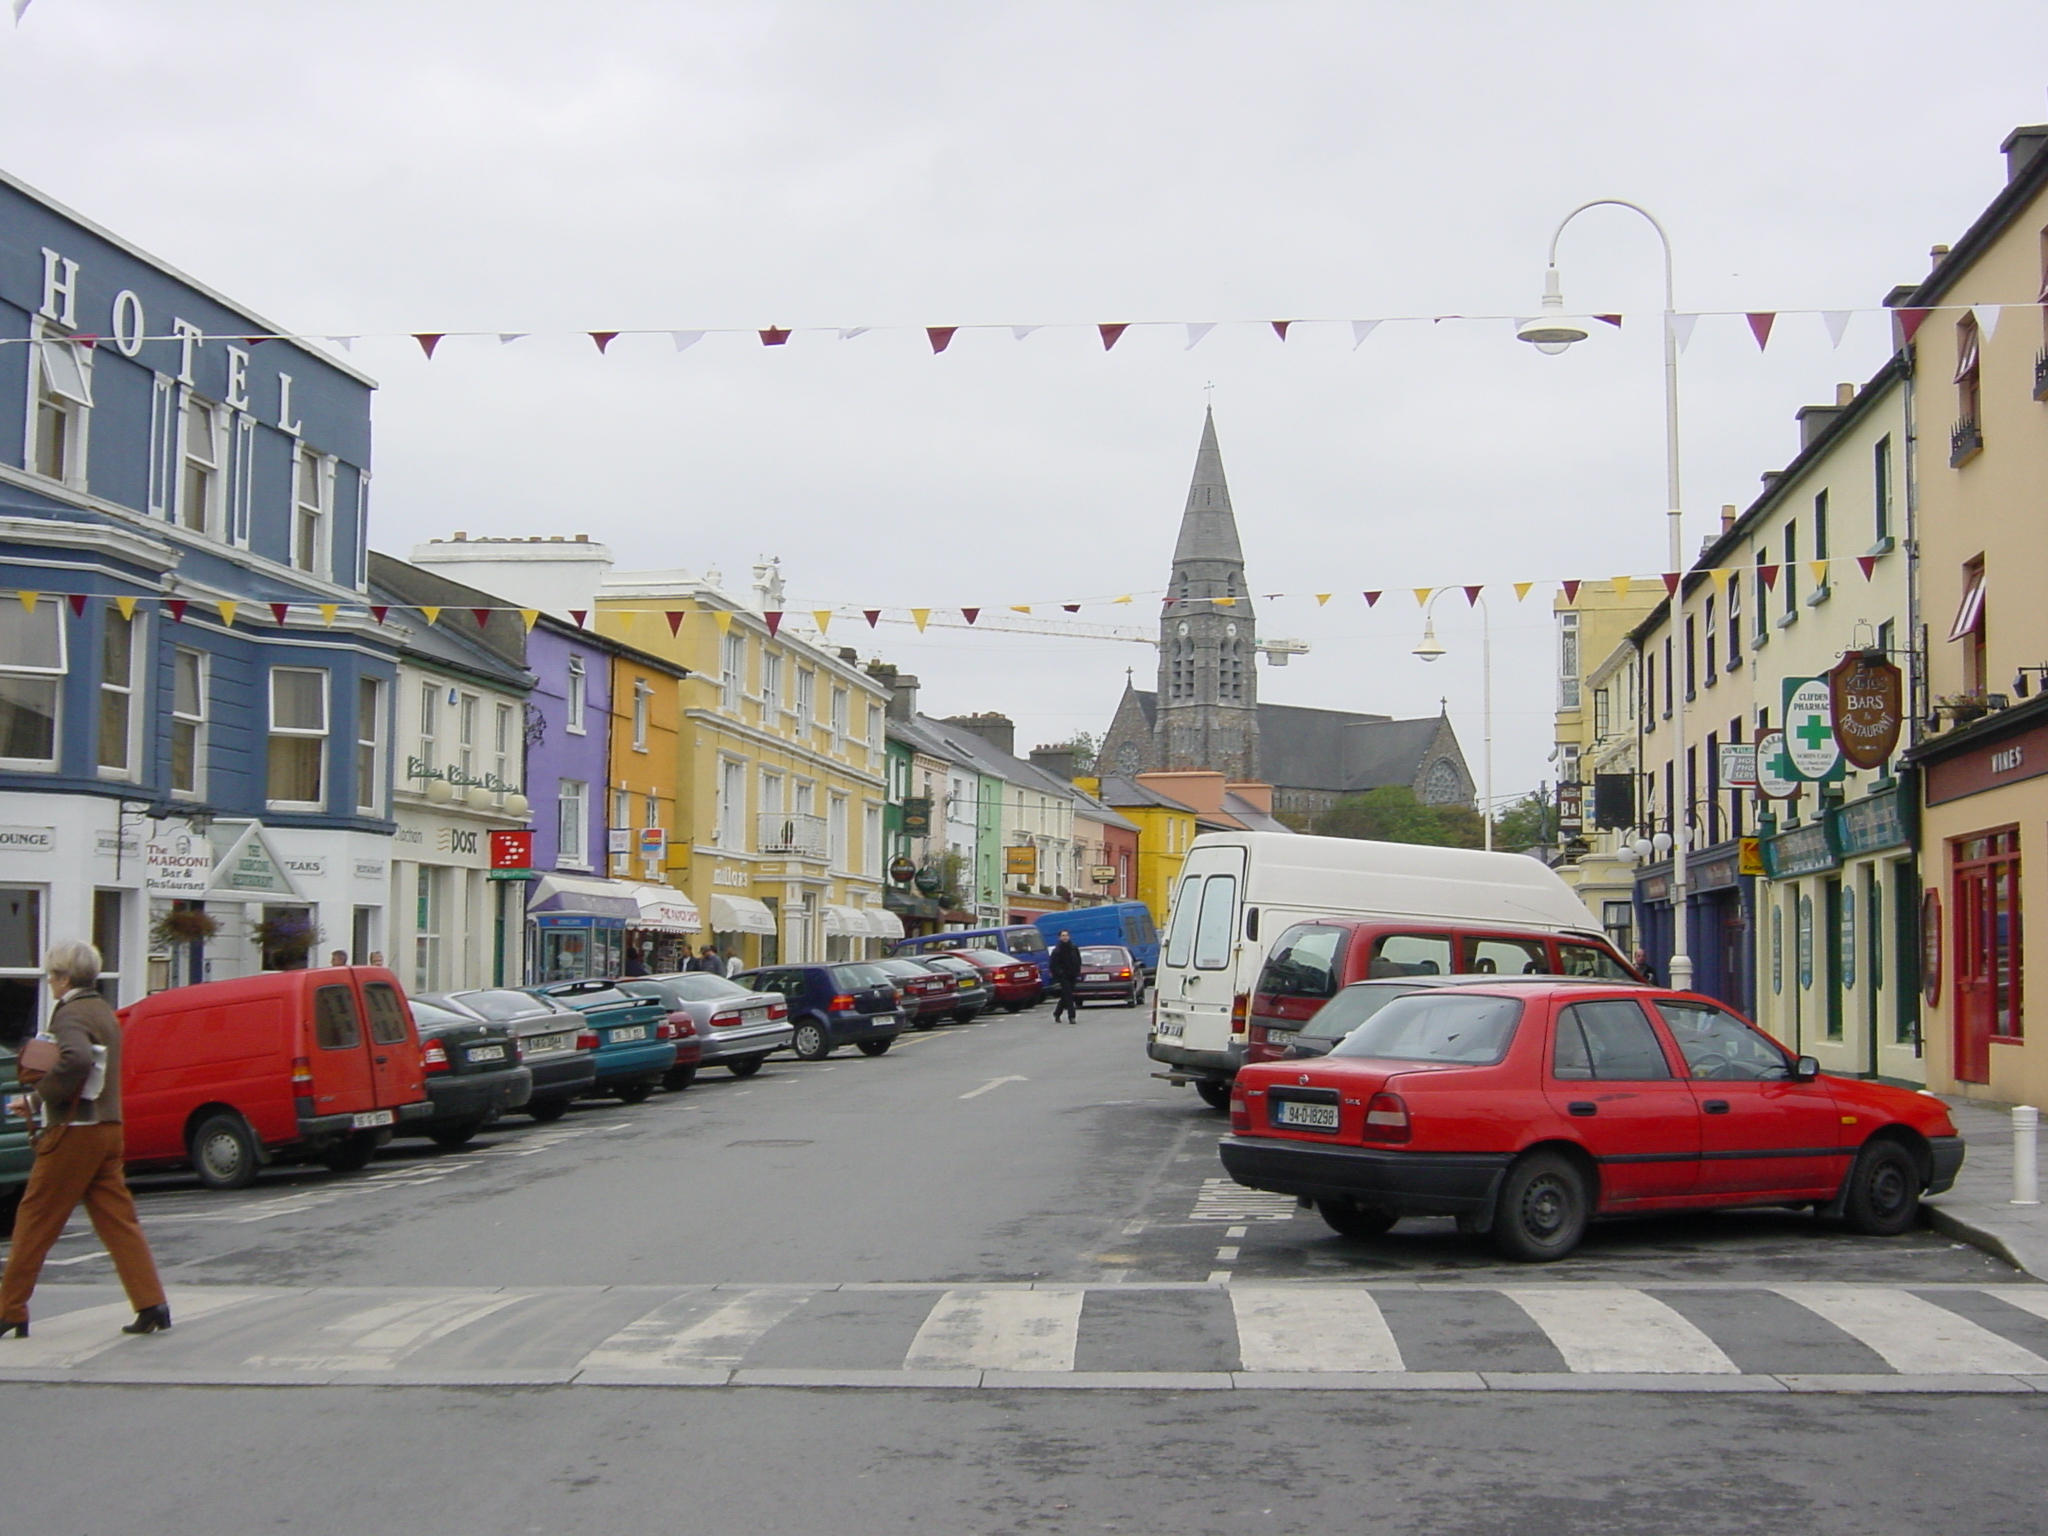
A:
[1793,1055,1821,1081]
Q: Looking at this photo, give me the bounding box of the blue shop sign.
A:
[1763,822,1838,879]
[1831,788,1908,859]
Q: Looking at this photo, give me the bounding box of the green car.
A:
[0,1041,33,1232]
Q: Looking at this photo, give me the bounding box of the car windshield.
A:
[1080,947,1127,964]
[924,957,980,980]
[450,989,565,1021]
[546,984,637,1006]
[1300,984,1435,1041]
[628,974,748,1002]
[832,963,891,989]
[1329,993,1523,1065]
[409,999,469,1029]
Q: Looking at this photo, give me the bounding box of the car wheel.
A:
[1127,988,1144,1009]
[856,1038,892,1057]
[1193,1079,1232,1112]
[1003,1002,1024,1014]
[912,1014,938,1031]
[613,1079,656,1105]
[662,1065,698,1092]
[318,1130,383,1174]
[727,1056,766,1078]
[1317,1200,1399,1239]
[1841,1138,1923,1236]
[526,1096,571,1123]
[1491,1151,1589,1262]
[791,1020,832,1060]
[188,1111,262,1190]
[951,1010,979,1024]
[428,1118,486,1149]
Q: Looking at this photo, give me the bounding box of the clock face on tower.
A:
[1225,622,1238,637]
[1176,621,1190,636]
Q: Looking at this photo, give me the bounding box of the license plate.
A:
[742,1009,766,1024]
[467,1044,506,1063]
[1154,1019,1184,1040]
[609,1025,647,1043]
[1276,1100,1340,1130]
[528,1032,571,1054]
[1083,972,1109,980]
[351,1109,394,1129]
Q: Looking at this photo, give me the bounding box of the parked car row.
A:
[0,941,1094,1215]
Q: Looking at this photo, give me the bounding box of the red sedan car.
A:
[1220,980,1964,1262]
[940,949,1045,1013]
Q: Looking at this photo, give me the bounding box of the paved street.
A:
[7,1003,2048,1534]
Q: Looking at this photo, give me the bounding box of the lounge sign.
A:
[1828,652,1904,770]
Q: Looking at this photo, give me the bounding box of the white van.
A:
[1148,832,1619,1107]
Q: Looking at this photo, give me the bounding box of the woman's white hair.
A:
[43,939,102,986]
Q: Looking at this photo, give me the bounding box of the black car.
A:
[911,952,990,1023]
[400,997,533,1147]
[421,989,599,1122]
[869,957,963,1030]
[733,962,905,1060]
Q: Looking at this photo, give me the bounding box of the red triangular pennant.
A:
[1758,564,1780,590]
[369,604,388,624]
[74,334,100,350]
[1561,580,1582,603]
[243,335,266,348]
[1857,555,1878,580]
[1463,585,1483,606]
[65,593,86,617]
[1746,313,1776,350]
[665,611,685,635]
[1270,321,1292,341]
[167,599,188,623]
[961,608,980,625]
[1098,323,1129,351]
[927,327,957,354]
[270,602,290,625]
[590,331,619,354]
[472,608,492,629]
[1896,307,1931,343]
[414,333,443,359]
[764,611,783,636]
[760,327,790,346]
[1062,603,1080,613]
[1362,591,1381,608]
[569,609,588,627]
[1595,314,1623,328]
[1661,573,1681,596]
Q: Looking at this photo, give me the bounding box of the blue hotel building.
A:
[0,169,399,1000]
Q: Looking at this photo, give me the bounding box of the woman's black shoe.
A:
[121,1305,171,1335]
[0,1318,27,1338]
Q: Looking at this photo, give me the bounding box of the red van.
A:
[1242,919,1643,1066]
[119,966,434,1190]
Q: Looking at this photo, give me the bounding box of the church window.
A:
[1118,740,1141,774]
[1422,757,1464,805]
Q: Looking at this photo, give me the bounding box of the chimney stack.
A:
[2002,125,2048,183]
[1720,504,1738,533]
[1029,746,1078,782]
[940,712,1016,757]
[1837,382,1856,407]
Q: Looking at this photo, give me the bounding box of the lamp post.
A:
[1516,200,1692,991]
[1413,590,1493,852]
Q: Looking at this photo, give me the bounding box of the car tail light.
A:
[1117,968,1131,979]
[421,1039,450,1074]
[669,1013,697,1037]
[940,977,956,991]
[768,1002,788,1020]
[1229,1087,1250,1133]
[655,1021,675,1040]
[1230,992,1251,1038]
[1362,1093,1411,1143]
[710,1009,741,1026]
[576,1029,600,1052]
[830,994,855,1011]
[291,1055,314,1088]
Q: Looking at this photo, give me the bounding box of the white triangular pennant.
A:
[1822,311,1853,348]
[670,331,705,352]
[1010,325,1040,341]
[1669,313,1699,352]
[12,0,32,23]
[1184,322,1216,350]
[1350,319,1381,350]
[1976,304,2002,340]
[838,327,870,340]
[498,333,528,345]
[324,335,355,351]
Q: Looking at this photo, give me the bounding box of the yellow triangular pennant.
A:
[812,609,832,634]
[1412,587,1433,607]
[318,603,339,626]
[419,606,441,626]
[1315,593,1332,606]
[1810,560,1829,588]
[520,609,540,632]
[1010,605,1031,614]
[217,600,238,626]
[1213,596,1236,607]
[1113,595,1132,604]
[1513,582,1534,602]
[1708,568,1731,598]
[712,610,733,635]
[114,595,138,621]
[911,608,931,632]
[16,592,37,614]
[1610,576,1632,600]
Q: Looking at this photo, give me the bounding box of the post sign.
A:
[1754,730,1801,800]
[1828,652,1904,770]
[901,797,932,835]
[1783,677,1842,781]
[489,829,534,875]
[1005,845,1038,877]
[1555,781,1584,834]
[889,855,917,884]
[1718,743,1757,789]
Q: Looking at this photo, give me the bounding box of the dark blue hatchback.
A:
[524,980,678,1102]
[732,963,905,1061]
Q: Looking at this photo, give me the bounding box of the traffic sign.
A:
[1783,677,1842,781]
[1755,729,1801,799]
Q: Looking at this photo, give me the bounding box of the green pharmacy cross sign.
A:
[1782,677,1844,783]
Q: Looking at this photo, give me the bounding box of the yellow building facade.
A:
[1552,581,1657,946]
[1078,774,1199,928]
[601,642,691,971]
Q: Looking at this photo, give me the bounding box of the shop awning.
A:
[630,884,701,932]
[709,894,779,935]
[527,873,641,921]
[822,904,870,936]
[862,908,905,940]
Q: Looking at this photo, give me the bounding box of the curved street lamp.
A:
[1515,199,1693,992]
[1412,591,1493,852]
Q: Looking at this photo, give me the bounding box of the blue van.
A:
[893,925,1052,983]
[1034,903,1160,979]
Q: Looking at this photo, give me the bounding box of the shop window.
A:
[267,668,329,808]
[415,865,444,993]
[1954,828,2022,1056]
[1950,558,1987,693]
[0,597,63,767]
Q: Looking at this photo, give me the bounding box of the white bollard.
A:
[2014,1105,2041,1207]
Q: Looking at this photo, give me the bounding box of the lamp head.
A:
[1516,267,1589,354]
[1412,618,1446,662]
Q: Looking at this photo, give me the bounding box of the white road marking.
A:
[903,1288,1083,1371]
[582,1289,813,1371]
[253,1290,534,1371]
[1506,1288,1740,1374]
[0,1287,271,1368]
[1206,1270,1233,1284]
[1226,1226,1248,1239]
[959,1075,1029,1099]
[1990,1289,2048,1325]
[1777,1287,2048,1375]
[1189,1178,1296,1223]
[1231,1288,1403,1372]
[1214,1246,1240,1262]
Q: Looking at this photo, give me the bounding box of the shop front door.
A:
[1952,829,2020,1085]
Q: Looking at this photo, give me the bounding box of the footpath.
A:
[1928,1098,2048,1279]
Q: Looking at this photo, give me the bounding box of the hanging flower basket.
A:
[252,915,321,967]
[150,909,221,947]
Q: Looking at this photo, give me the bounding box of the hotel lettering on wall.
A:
[1828,653,1904,771]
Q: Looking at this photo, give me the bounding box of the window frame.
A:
[632,677,651,751]
[721,633,745,712]
[291,445,333,576]
[266,666,331,810]
[95,603,138,779]
[170,646,207,797]
[27,321,93,488]
[355,676,385,815]
[557,778,590,867]
[179,392,223,536]
[565,654,587,734]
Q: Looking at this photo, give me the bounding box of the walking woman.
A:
[0,940,169,1339]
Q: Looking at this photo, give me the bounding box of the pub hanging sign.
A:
[1828,651,1904,771]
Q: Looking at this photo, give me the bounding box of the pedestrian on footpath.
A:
[1049,929,1083,1023]
[0,940,170,1341]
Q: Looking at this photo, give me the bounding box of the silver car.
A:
[620,972,794,1079]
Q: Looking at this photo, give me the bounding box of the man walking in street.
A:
[1049,929,1082,1023]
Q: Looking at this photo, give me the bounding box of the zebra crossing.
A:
[7,1279,2048,1391]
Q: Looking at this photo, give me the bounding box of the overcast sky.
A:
[5,1,2047,810]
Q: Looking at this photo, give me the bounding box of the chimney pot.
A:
[1837,382,1855,407]
[452,531,467,541]
[574,534,589,543]
[1720,504,1737,532]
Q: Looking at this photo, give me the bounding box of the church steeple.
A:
[1170,407,1245,576]
[1155,408,1258,779]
